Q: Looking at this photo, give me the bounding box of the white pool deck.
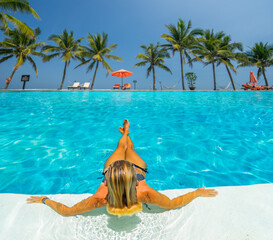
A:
[0,183,272,240]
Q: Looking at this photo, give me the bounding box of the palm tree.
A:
[133,43,172,90]
[193,29,225,90]
[75,32,122,90]
[0,27,45,89]
[0,0,40,37]
[216,35,243,90]
[238,42,273,86]
[42,29,83,90]
[161,19,202,90]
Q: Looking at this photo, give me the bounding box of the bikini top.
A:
[103,163,148,176]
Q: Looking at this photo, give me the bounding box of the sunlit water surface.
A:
[0,91,272,194]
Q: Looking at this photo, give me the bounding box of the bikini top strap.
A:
[132,164,148,173]
[102,164,148,176]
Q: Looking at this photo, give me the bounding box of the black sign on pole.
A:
[133,80,137,90]
[21,75,30,90]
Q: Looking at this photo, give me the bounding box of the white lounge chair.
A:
[67,82,80,90]
[80,82,91,89]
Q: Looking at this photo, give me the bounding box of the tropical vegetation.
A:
[0,27,45,89]
[191,30,225,90]
[185,72,197,88]
[42,29,83,90]
[214,35,243,90]
[0,0,40,37]
[238,42,273,86]
[133,43,172,90]
[75,32,122,90]
[0,12,272,90]
[161,19,202,90]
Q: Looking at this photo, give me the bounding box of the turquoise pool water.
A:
[0,91,273,194]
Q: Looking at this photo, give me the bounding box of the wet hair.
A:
[105,160,142,216]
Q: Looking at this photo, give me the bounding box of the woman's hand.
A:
[195,187,218,197]
[26,195,48,204]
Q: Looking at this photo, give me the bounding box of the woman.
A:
[27,119,218,216]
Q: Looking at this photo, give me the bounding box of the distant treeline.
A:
[1,0,272,90]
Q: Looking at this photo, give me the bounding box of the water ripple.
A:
[0,91,273,194]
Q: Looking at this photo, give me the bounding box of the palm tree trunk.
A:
[152,66,156,90]
[4,67,17,89]
[225,65,236,90]
[180,51,185,90]
[262,67,269,86]
[59,61,68,90]
[91,61,99,90]
[212,59,216,90]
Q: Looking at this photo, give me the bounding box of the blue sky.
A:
[1,0,273,90]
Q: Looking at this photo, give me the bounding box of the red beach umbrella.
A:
[111,69,133,87]
[250,71,258,83]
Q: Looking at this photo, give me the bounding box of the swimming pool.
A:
[0,91,272,194]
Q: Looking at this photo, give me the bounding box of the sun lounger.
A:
[123,83,131,90]
[113,84,120,89]
[67,82,80,90]
[80,82,91,89]
[242,83,264,90]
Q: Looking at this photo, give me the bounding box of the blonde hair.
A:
[105,160,142,216]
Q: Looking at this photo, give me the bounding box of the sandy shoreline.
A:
[1,183,272,240]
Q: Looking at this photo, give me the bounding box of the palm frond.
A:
[108,43,117,50]
[62,52,72,62]
[257,68,262,79]
[146,65,152,78]
[26,56,38,75]
[0,13,10,33]
[157,63,172,74]
[0,54,13,63]
[0,0,40,18]
[237,62,254,68]
[15,52,24,67]
[136,53,150,61]
[1,12,34,37]
[104,54,123,61]
[42,53,60,62]
[133,61,148,67]
[74,58,91,69]
[101,59,112,76]
[42,45,62,53]
[86,60,96,73]
[31,51,45,58]
[29,42,47,50]
[0,47,14,54]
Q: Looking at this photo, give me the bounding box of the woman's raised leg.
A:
[118,126,147,176]
[103,120,129,171]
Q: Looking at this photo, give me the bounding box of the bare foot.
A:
[119,119,130,134]
[119,126,124,134]
[123,119,130,134]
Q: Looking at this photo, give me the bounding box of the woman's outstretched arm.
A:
[143,187,218,209]
[26,184,107,216]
